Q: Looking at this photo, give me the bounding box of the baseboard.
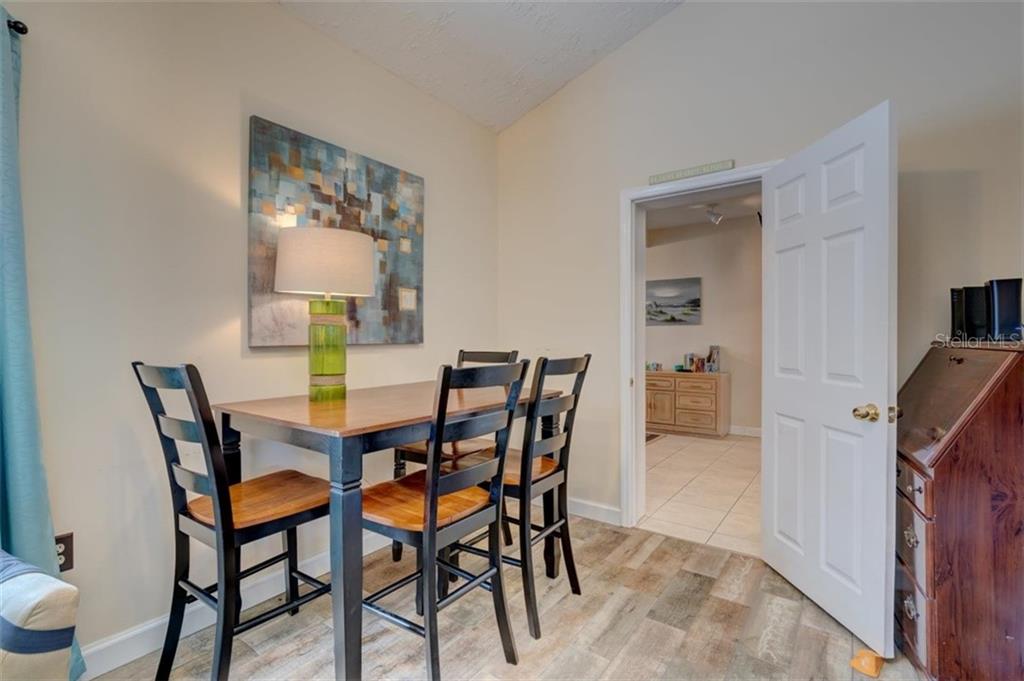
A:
[530,496,622,526]
[566,498,623,525]
[729,425,762,438]
[80,534,390,680]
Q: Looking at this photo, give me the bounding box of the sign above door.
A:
[649,159,735,185]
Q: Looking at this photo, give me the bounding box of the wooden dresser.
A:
[645,371,730,437]
[894,344,1024,681]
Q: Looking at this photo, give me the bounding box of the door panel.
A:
[821,426,863,590]
[774,246,806,378]
[762,101,897,656]
[773,414,805,552]
[822,228,865,386]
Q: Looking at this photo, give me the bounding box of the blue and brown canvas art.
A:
[248,116,424,347]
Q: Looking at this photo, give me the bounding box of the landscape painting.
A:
[646,277,702,325]
[248,116,424,347]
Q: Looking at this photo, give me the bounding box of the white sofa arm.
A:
[0,550,80,681]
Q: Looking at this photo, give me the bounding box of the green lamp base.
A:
[308,298,347,401]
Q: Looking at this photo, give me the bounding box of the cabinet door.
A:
[649,392,675,424]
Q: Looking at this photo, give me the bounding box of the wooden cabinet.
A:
[646,391,675,424]
[894,344,1024,681]
[645,371,730,437]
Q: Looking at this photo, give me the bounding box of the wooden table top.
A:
[214,381,553,438]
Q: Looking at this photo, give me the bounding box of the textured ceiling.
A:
[281,1,680,130]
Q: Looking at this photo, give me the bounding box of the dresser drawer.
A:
[676,409,716,429]
[896,457,933,518]
[676,393,716,411]
[675,376,717,393]
[896,494,933,596]
[646,376,675,391]
[895,559,934,679]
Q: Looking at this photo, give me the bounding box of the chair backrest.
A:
[456,349,519,367]
[518,355,592,490]
[131,362,234,533]
[422,360,530,535]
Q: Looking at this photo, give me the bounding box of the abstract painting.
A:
[248,116,424,346]
[646,277,701,325]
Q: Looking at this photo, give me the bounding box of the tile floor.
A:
[640,434,761,556]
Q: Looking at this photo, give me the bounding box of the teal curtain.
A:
[0,8,85,680]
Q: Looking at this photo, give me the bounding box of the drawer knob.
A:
[903,526,919,549]
[903,595,919,621]
[906,483,923,496]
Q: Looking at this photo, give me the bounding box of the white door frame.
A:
[618,161,780,527]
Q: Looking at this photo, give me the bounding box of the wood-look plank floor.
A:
[97,516,922,680]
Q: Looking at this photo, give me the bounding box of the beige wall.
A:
[12,2,498,649]
[497,2,1023,510]
[646,217,762,429]
[11,0,1024,663]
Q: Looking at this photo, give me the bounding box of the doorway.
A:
[639,183,764,556]
[618,161,777,532]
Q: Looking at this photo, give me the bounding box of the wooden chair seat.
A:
[362,470,490,532]
[397,438,495,461]
[446,448,557,486]
[187,469,329,529]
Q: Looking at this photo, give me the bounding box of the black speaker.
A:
[950,288,966,339]
[986,278,1022,340]
[963,286,989,340]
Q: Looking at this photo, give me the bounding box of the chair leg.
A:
[212,542,239,681]
[232,546,243,620]
[557,483,581,595]
[156,531,189,681]
[449,550,459,583]
[543,488,560,579]
[438,547,451,598]
[415,548,424,617]
[422,543,441,680]
[489,517,519,665]
[519,501,542,639]
[392,451,406,562]
[285,527,300,615]
[500,497,514,547]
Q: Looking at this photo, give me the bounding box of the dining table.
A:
[213,379,561,680]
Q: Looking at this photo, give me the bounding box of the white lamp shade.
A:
[274,227,375,297]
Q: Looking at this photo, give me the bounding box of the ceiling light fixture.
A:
[706,204,724,225]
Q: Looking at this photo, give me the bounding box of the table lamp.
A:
[274,227,375,401]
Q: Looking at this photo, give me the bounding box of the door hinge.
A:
[629,377,635,387]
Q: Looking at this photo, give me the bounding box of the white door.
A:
[761,101,897,656]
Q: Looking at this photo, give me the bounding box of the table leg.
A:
[541,414,561,579]
[221,414,244,618]
[220,413,242,484]
[330,437,363,680]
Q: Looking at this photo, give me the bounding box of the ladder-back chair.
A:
[448,354,591,640]
[361,360,529,680]
[132,362,332,681]
[391,349,519,561]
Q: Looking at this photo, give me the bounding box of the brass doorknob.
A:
[852,403,881,422]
